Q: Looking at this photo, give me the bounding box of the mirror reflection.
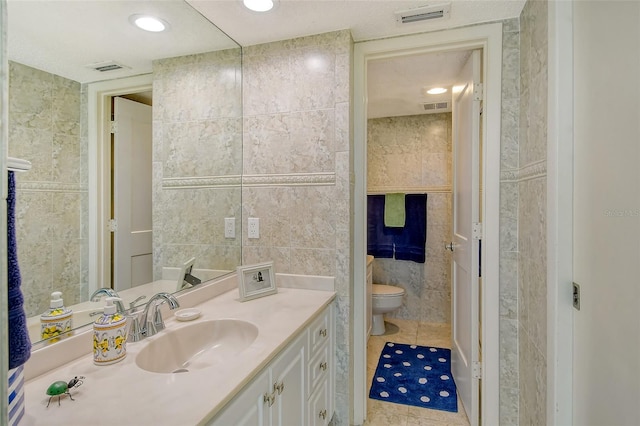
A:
[7,0,243,346]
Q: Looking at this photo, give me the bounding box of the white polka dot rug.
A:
[369,342,458,412]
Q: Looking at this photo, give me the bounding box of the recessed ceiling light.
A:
[243,0,275,12]
[129,14,170,32]
[426,87,448,95]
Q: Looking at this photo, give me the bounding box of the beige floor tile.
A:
[363,411,408,426]
[368,339,387,355]
[415,336,451,350]
[384,318,419,342]
[406,396,469,425]
[416,322,451,348]
[406,415,462,426]
[367,398,410,417]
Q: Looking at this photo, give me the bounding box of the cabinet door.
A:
[208,370,270,426]
[270,333,306,426]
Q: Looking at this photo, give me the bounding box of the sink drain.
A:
[172,368,189,373]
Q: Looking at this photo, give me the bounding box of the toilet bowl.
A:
[371,284,405,335]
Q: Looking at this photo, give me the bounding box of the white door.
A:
[113,97,153,291]
[450,49,481,426]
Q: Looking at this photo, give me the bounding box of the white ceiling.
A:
[367,50,472,118]
[188,0,524,46]
[7,0,238,83]
[7,0,525,117]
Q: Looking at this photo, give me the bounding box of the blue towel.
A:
[367,195,394,259]
[393,194,427,263]
[7,171,31,369]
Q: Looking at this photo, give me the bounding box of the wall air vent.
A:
[422,101,450,111]
[86,61,130,72]
[395,3,451,24]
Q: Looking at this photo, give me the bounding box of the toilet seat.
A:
[372,284,405,297]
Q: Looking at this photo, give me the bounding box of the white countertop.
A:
[20,286,335,425]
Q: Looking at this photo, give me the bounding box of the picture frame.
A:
[176,257,200,291]
[237,261,277,302]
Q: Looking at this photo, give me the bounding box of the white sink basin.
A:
[135,319,259,374]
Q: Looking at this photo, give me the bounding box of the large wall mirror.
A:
[7,0,243,347]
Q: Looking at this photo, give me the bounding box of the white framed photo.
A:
[237,261,277,302]
[176,257,197,291]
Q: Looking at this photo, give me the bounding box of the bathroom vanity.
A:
[20,274,336,425]
[209,303,334,426]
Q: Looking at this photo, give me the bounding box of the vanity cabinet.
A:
[209,304,334,426]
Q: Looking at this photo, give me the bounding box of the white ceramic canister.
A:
[93,297,128,365]
[40,291,73,342]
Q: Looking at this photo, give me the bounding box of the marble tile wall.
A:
[8,62,86,317]
[367,113,452,323]
[152,50,243,278]
[499,17,521,426]
[518,1,548,424]
[241,30,352,426]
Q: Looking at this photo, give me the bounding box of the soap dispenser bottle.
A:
[40,291,73,342]
[93,297,127,366]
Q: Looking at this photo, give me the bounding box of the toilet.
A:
[371,284,405,335]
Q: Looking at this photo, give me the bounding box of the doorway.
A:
[353,23,503,425]
[110,95,153,291]
[87,74,154,295]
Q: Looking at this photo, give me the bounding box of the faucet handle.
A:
[127,314,144,343]
[145,317,158,337]
[129,295,146,309]
[143,302,165,337]
[152,304,166,332]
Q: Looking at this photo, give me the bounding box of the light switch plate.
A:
[224,217,235,239]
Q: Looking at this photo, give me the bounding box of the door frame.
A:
[547,1,574,424]
[353,23,502,425]
[87,74,153,294]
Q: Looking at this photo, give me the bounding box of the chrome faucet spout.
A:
[90,288,126,313]
[133,292,180,340]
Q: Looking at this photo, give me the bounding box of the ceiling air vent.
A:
[395,3,451,24]
[86,61,130,73]
[422,101,450,111]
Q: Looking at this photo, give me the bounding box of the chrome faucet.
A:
[128,292,180,342]
[90,288,126,313]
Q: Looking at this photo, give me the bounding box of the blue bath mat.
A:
[369,342,458,412]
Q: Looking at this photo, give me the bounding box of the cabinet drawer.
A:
[307,307,331,359]
[308,378,330,426]
[307,341,330,397]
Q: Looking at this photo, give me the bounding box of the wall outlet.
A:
[224,217,235,239]
[248,217,259,239]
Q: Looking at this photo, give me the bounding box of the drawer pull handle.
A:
[319,409,327,420]
[264,392,275,407]
[319,328,327,337]
[274,381,285,395]
[319,361,328,371]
